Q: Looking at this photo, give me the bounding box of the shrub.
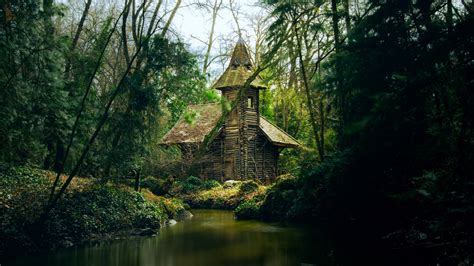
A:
[141,177,167,196]
[47,186,168,242]
[239,180,259,194]
[235,199,261,219]
[185,176,202,186]
[259,177,298,220]
[178,176,202,193]
[201,179,221,190]
[0,166,183,257]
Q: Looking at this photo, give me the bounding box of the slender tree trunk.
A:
[294,23,324,161]
[161,0,182,35]
[446,0,453,34]
[203,0,223,75]
[48,6,129,204]
[64,0,92,79]
[134,170,141,192]
[331,0,341,51]
[331,0,345,147]
[343,0,351,34]
[42,43,142,221]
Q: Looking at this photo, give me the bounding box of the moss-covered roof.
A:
[161,103,299,148]
[259,116,300,148]
[161,103,222,144]
[212,39,266,90]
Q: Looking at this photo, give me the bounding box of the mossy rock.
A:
[223,180,241,188]
[239,180,259,194]
[185,176,202,186]
[235,199,261,220]
[201,179,221,190]
[141,177,167,196]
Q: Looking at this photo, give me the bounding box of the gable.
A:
[161,104,299,148]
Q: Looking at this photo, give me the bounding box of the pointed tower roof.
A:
[212,39,266,90]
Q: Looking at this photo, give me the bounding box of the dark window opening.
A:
[247,96,253,108]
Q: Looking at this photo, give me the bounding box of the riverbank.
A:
[0,166,190,259]
[174,177,268,210]
[2,209,326,266]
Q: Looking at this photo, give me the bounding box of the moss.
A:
[178,179,268,211]
[201,179,221,190]
[184,185,241,209]
[0,166,187,258]
[141,177,167,196]
[235,199,261,219]
[259,176,298,220]
[239,180,259,194]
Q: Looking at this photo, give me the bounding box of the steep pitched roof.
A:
[212,39,266,90]
[161,103,299,148]
[161,103,222,144]
[259,116,300,148]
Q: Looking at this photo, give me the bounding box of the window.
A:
[247,96,253,108]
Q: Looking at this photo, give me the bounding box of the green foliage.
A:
[184,110,201,125]
[185,175,203,186]
[0,166,182,257]
[235,199,261,220]
[93,35,208,179]
[47,186,167,241]
[0,1,68,166]
[140,176,168,196]
[261,0,474,261]
[0,165,50,225]
[177,179,267,210]
[201,179,221,190]
[172,176,203,194]
[0,1,209,181]
[259,176,298,220]
[182,185,240,210]
[239,180,259,194]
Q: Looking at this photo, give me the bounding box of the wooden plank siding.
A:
[163,40,299,183]
[196,87,279,183]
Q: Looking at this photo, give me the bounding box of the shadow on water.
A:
[3,210,339,266]
[3,209,433,266]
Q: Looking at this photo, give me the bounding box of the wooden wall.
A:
[196,86,279,182]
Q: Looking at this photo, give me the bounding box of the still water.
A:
[6,210,326,266]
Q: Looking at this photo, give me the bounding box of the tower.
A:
[212,39,266,179]
[161,38,299,183]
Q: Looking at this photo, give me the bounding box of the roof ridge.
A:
[259,115,301,145]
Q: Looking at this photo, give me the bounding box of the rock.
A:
[175,210,193,221]
[131,228,157,236]
[61,238,74,248]
[223,180,241,188]
[166,219,177,226]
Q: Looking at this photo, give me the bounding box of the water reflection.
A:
[5,210,325,266]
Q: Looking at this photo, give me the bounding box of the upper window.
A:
[247,96,254,108]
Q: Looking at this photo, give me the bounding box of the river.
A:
[5,209,330,266]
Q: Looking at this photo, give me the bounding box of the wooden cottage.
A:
[161,39,299,183]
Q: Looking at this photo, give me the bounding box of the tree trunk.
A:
[294,23,324,162]
[161,0,182,35]
[47,4,131,205]
[331,0,345,147]
[43,43,142,221]
[134,170,141,192]
[343,0,351,34]
[203,0,223,75]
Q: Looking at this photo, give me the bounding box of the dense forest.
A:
[1,0,473,265]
